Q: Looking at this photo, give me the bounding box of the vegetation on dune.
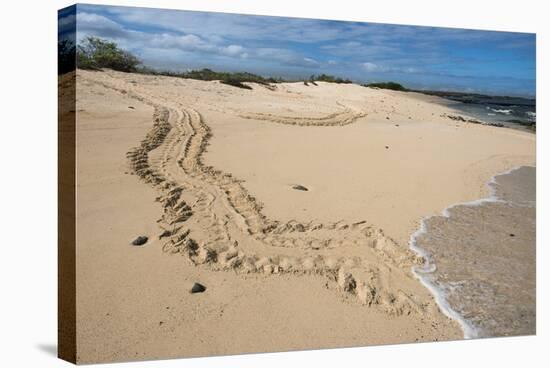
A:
[312,74,352,84]
[363,82,408,91]
[220,77,253,89]
[308,75,318,85]
[77,37,141,72]
[153,68,278,89]
[165,68,278,85]
[304,74,348,85]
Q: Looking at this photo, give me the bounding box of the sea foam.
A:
[490,108,513,115]
[407,166,522,339]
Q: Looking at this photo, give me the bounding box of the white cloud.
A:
[254,48,319,68]
[362,62,387,72]
[149,33,214,52]
[222,44,245,57]
[77,12,124,35]
[362,62,421,74]
[303,57,318,66]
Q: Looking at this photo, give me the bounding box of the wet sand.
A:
[412,166,535,337]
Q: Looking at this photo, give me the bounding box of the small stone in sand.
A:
[191,282,206,293]
[395,124,400,127]
[509,233,515,237]
[292,185,309,191]
[385,146,389,149]
[131,236,148,246]
[128,106,135,109]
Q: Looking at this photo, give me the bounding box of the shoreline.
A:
[386,89,535,133]
[408,165,535,339]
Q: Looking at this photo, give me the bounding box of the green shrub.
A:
[220,77,252,89]
[312,74,352,84]
[170,68,283,89]
[77,37,141,72]
[364,82,407,91]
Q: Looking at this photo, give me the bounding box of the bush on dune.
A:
[364,82,408,91]
[149,67,275,89]
[220,77,253,89]
[312,74,352,84]
[229,72,273,86]
[181,68,221,81]
[77,36,141,72]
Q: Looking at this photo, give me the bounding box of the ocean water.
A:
[443,96,536,130]
[419,91,536,130]
[448,101,536,130]
[410,166,536,338]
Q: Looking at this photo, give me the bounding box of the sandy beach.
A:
[73,69,535,363]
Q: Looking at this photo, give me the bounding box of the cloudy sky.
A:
[59,4,536,96]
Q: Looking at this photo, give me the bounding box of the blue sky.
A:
[60,4,536,96]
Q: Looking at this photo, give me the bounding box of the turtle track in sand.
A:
[238,106,367,127]
[82,71,434,317]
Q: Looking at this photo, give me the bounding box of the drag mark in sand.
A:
[238,106,367,127]
[81,71,454,319]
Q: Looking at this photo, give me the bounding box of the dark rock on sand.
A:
[131,236,148,246]
[292,185,309,191]
[191,282,206,293]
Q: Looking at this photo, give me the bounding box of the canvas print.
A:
[58,4,536,364]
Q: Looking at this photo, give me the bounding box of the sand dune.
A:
[74,69,534,363]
